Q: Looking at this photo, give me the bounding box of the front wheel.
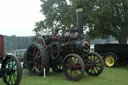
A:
[2,55,22,85]
[85,52,104,76]
[63,54,85,81]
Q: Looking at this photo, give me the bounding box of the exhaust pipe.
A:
[76,5,83,38]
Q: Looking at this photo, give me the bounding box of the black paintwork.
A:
[95,44,128,64]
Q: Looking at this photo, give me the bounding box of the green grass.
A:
[1,65,128,85]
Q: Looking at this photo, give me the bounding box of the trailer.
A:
[95,44,128,67]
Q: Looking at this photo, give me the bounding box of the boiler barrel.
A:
[74,39,90,54]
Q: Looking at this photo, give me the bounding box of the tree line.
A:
[4,35,32,52]
[2,34,116,53]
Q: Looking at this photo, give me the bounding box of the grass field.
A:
[0,65,128,85]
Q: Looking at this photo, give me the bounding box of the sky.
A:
[0,0,44,36]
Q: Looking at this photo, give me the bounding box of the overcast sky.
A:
[0,0,44,36]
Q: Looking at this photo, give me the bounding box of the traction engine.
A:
[25,6,104,81]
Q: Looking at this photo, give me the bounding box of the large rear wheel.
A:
[63,54,85,81]
[25,44,49,76]
[2,55,22,85]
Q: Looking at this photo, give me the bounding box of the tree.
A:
[34,0,128,44]
[34,0,72,35]
[86,0,128,44]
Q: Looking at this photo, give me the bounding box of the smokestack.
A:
[76,5,83,37]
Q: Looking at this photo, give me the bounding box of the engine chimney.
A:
[76,5,83,37]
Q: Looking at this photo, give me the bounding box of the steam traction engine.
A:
[0,34,22,85]
[25,7,104,81]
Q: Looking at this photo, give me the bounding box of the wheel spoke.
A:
[67,69,72,77]
[10,74,13,85]
[95,56,99,61]
[35,51,39,58]
[32,65,36,71]
[12,73,16,81]
[90,68,93,74]
[12,63,16,69]
[9,75,11,84]
[32,65,41,72]
[93,67,97,74]
[35,66,40,72]
[74,70,80,76]
[72,71,76,78]
[75,57,78,64]
[95,66,100,72]
[95,61,101,64]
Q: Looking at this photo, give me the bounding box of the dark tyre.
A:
[104,53,117,67]
[25,44,49,76]
[63,54,85,81]
[2,55,22,85]
[85,52,104,76]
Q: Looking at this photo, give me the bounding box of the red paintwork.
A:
[0,34,4,56]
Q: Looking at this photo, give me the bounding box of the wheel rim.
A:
[27,45,43,75]
[85,53,104,76]
[105,56,114,67]
[63,54,85,81]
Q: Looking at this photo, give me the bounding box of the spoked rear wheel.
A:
[63,54,85,81]
[26,44,49,76]
[85,52,104,76]
[2,55,22,85]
